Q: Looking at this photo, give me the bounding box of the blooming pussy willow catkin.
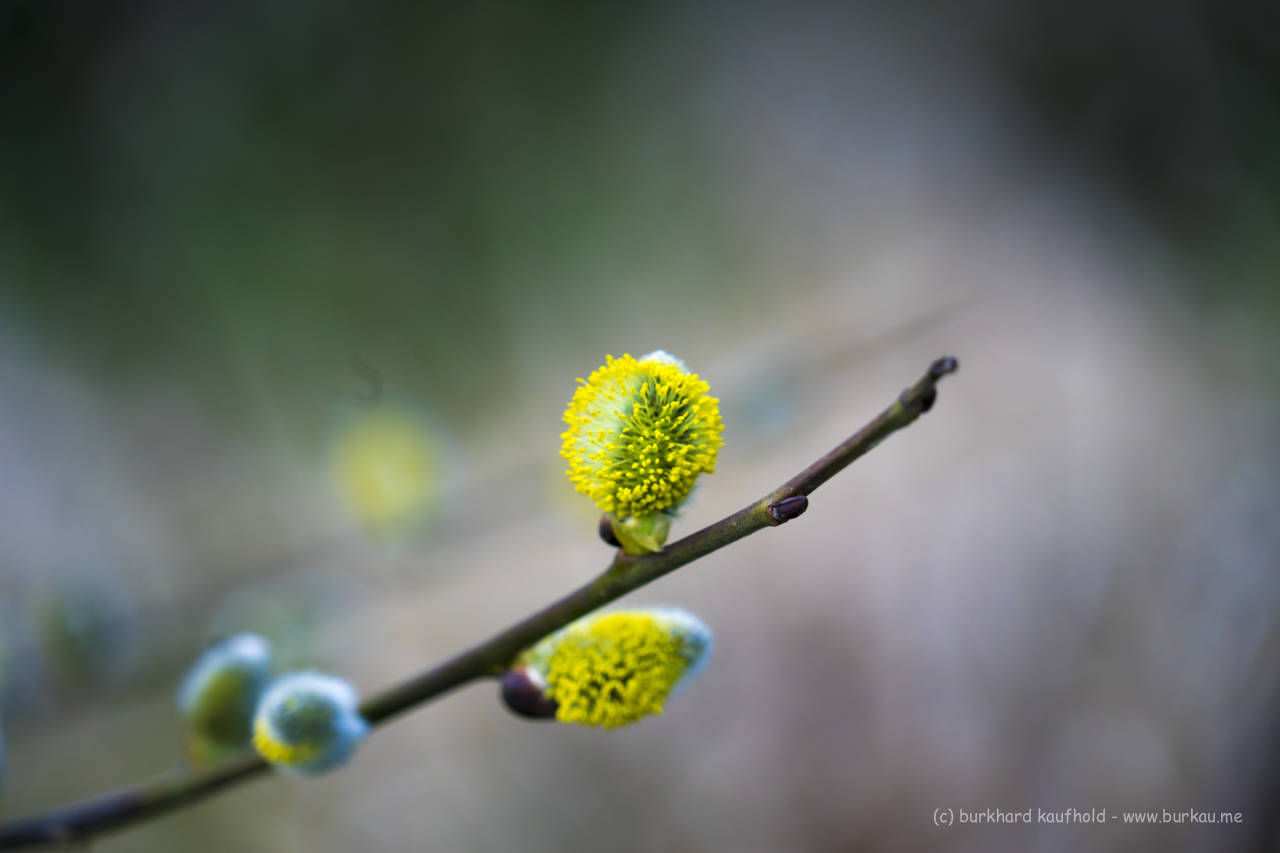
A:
[177,633,272,750]
[252,672,368,776]
[561,351,723,552]
[507,608,713,729]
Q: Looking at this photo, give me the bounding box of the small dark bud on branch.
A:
[919,386,938,412]
[768,495,809,522]
[928,356,959,380]
[598,515,621,548]
[500,670,559,720]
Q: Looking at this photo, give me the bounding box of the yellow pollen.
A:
[252,717,321,767]
[561,354,724,518]
[544,612,690,729]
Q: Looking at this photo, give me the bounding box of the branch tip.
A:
[928,356,959,380]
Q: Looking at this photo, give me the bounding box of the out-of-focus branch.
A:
[0,357,958,850]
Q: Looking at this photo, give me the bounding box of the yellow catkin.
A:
[545,612,690,728]
[561,354,724,518]
[252,717,321,767]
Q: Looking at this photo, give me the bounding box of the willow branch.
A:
[0,356,958,850]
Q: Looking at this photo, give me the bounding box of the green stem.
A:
[0,357,957,850]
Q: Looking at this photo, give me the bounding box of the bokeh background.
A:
[2,2,1279,851]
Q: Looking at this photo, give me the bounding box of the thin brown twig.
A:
[0,356,958,850]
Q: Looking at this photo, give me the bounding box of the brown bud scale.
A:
[500,669,559,720]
